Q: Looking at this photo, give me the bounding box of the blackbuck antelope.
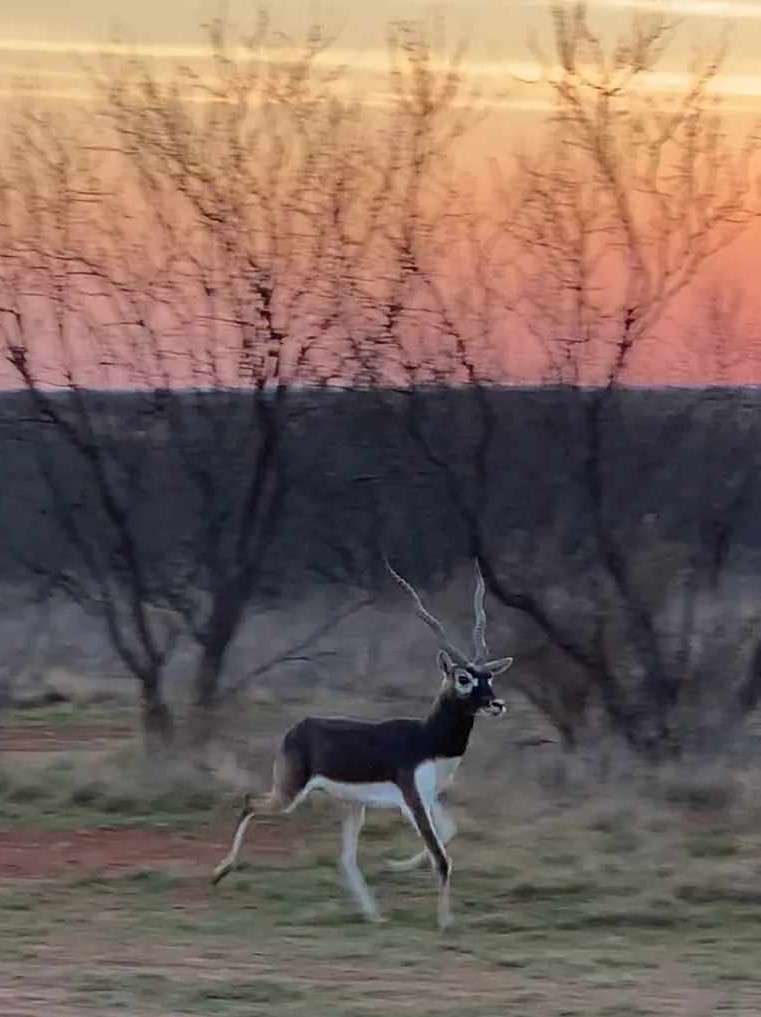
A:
[211,560,514,929]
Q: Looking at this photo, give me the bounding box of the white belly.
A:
[303,756,462,812]
[304,776,405,809]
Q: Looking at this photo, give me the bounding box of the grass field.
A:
[3,695,761,1016]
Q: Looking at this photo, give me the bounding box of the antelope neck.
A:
[423,693,475,760]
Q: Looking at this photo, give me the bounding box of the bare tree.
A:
[0,17,377,753]
[392,3,760,756]
[2,16,481,753]
[677,293,761,742]
[0,105,184,750]
[3,5,758,762]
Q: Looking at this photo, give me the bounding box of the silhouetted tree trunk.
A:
[141,678,175,755]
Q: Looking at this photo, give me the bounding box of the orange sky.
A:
[1,1,760,386]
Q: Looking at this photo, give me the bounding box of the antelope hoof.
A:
[438,906,455,932]
[211,859,233,886]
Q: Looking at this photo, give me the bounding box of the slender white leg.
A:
[438,876,453,931]
[433,801,457,843]
[388,800,457,872]
[212,778,313,886]
[212,813,254,884]
[397,780,454,931]
[340,804,382,922]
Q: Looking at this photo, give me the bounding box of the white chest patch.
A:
[415,757,462,802]
[433,756,462,791]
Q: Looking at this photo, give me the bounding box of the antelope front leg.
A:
[388,799,457,872]
[398,776,453,930]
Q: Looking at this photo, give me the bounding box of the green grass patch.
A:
[509,877,596,901]
[183,978,304,1007]
[70,969,307,1015]
[684,831,738,859]
[3,701,134,730]
[0,748,225,831]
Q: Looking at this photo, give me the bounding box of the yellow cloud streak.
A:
[532,0,761,17]
[606,0,761,17]
[2,40,761,109]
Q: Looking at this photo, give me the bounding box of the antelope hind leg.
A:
[212,749,309,885]
[212,794,256,885]
[340,804,384,922]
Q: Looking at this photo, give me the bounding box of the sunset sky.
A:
[1,1,760,385]
[3,0,760,207]
[3,1,761,116]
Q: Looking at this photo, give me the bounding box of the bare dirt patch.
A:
[0,824,294,881]
[1,724,133,753]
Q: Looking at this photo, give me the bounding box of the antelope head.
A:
[386,559,513,717]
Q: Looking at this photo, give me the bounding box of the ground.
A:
[3,700,761,1015]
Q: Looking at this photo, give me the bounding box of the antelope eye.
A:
[455,672,472,689]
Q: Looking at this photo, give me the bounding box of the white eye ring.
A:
[455,672,474,691]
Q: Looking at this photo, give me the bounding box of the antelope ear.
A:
[437,649,455,678]
[485,656,513,677]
